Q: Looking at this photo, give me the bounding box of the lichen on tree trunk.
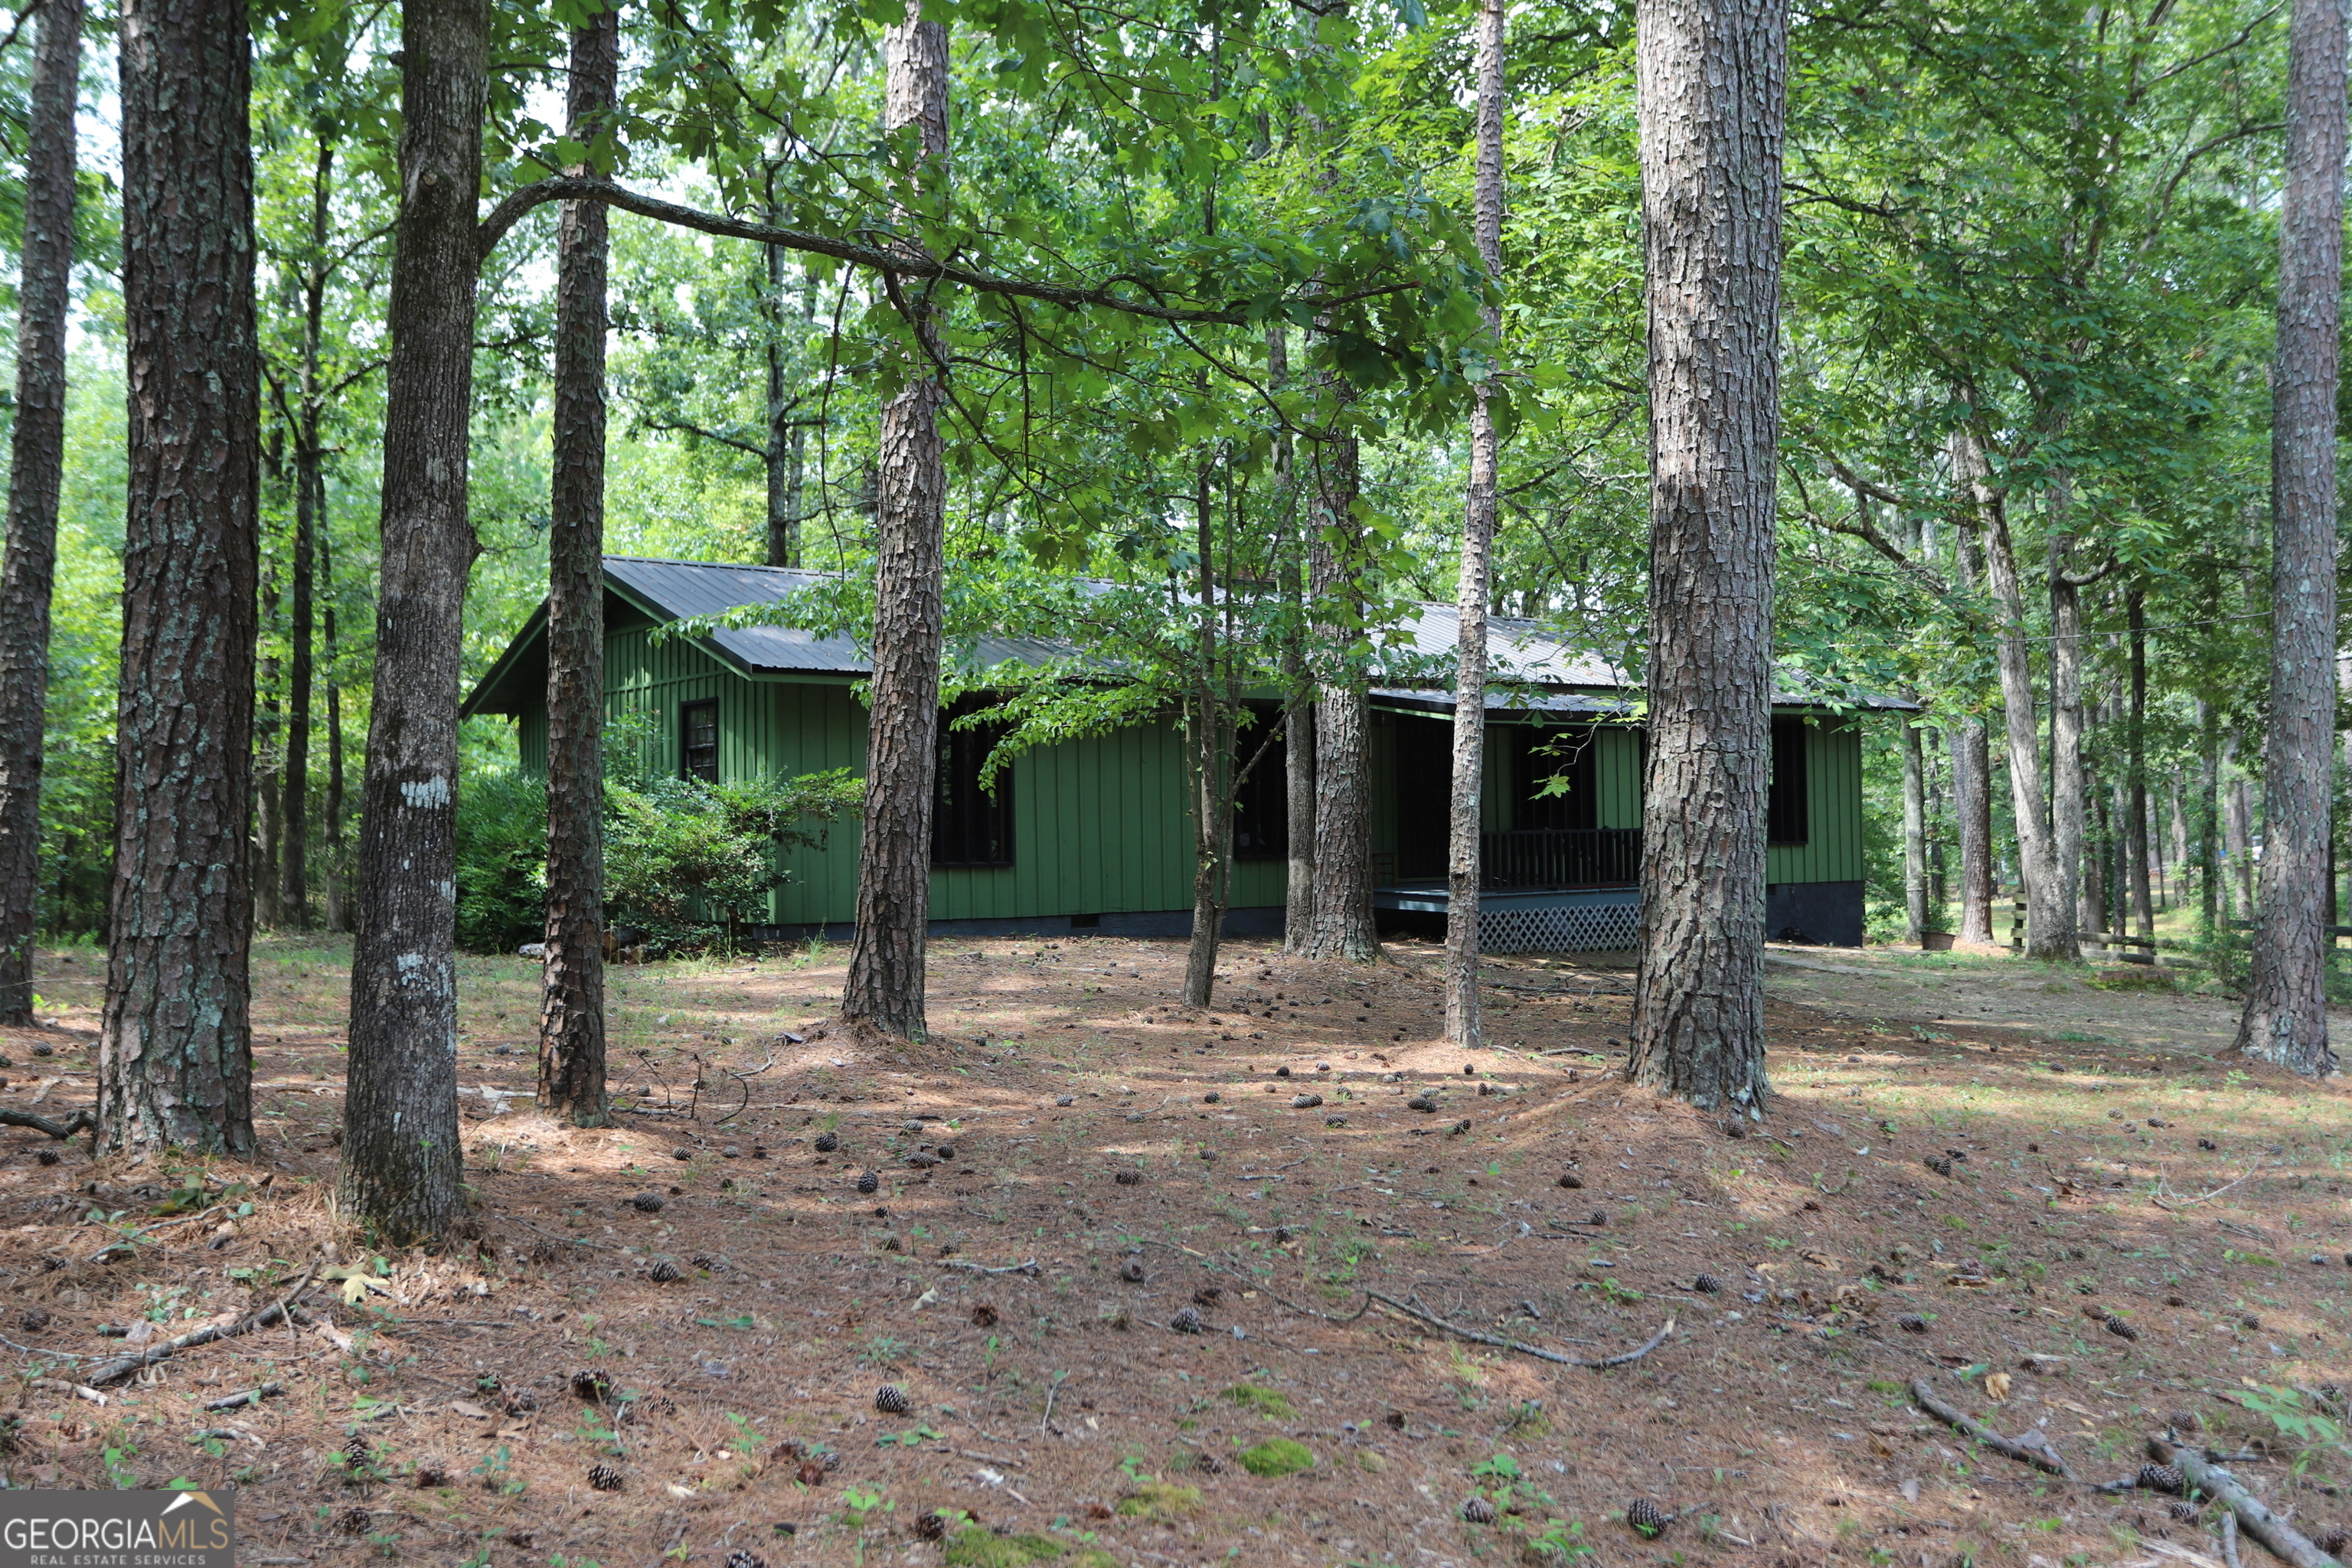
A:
[340,0,485,1240]
[99,0,260,1157]
[1626,0,1785,1116]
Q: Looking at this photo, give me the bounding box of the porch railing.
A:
[1478,827,1641,890]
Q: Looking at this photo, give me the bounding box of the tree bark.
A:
[840,0,950,1044]
[1181,453,1232,1009]
[540,7,617,1127]
[2237,0,2346,1076]
[1955,426,2070,959]
[1445,0,1504,1047]
[2225,743,2255,920]
[2046,526,2086,956]
[254,580,281,930]
[1903,720,1929,943]
[2197,699,2220,929]
[322,536,348,935]
[100,0,260,1156]
[2127,588,2154,940]
[1307,434,1377,964]
[1271,328,1316,956]
[1625,0,1785,1116]
[340,0,485,1241]
[763,239,806,568]
[0,0,81,1027]
[1946,506,1996,946]
[279,139,335,930]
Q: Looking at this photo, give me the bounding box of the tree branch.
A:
[477,177,1420,328]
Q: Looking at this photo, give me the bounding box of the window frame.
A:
[1766,714,1811,846]
[680,698,720,783]
[933,697,1015,868]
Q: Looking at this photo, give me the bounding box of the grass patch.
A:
[942,1531,1115,1568]
[1116,1481,1202,1519]
[1239,1439,1316,1477]
[1220,1383,1295,1421]
[2088,967,2182,994]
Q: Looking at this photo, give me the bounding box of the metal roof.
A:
[463,556,1918,716]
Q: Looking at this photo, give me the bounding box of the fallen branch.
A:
[2153,1163,2265,1213]
[29,1377,105,1405]
[2154,1439,2342,1568]
[0,1105,92,1139]
[1909,1380,2077,1481]
[203,1382,283,1411]
[1365,1292,1674,1370]
[90,1204,231,1263]
[937,1258,1040,1277]
[2222,1510,2243,1568]
[83,1263,317,1387]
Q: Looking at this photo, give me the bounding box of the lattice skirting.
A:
[1479,899,1639,953]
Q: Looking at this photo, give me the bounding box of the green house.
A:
[464,557,1901,950]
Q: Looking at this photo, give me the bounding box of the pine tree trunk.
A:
[1626,0,1785,1116]
[2045,503,2086,957]
[763,237,804,568]
[279,141,333,930]
[254,602,282,930]
[841,0,950,1044]
[323,554,347,936]
[1270,328,1316,955]
[2225,747,2254,920]
[541,9,616,1127]
[1444,0,1504,1047]
[100,0,260,1155]
[2126,589,2154,939]
[1946,504,1996,946]
[1307,436,1377,963]
[0,0,81,1027]
[1903,720,1929,943]
[2197,699,2220,929]
[2237,0,2346,1076]
[1182,455,1231,1009]
[340,0,485,1240]
[1956,428,2070,960]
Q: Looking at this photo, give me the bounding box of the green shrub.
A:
[604,769,860,954]
[455,770,547,954]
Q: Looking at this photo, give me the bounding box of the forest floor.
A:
[2,933,2350,1568]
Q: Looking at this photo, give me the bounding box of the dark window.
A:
[681,699,720,782]
[934,697,1014,867]
[1514,724,1597,831]
[1231,718,1288,861]
[1768,716,1810,844]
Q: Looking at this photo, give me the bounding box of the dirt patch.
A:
[0,934,2347,1568]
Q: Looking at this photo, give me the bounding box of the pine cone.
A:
[1588,1210,1609,1227]
[856,1169,880,1195]
[1462,1496,1498,1524]
[629,1190,665,1214]
[2199,1138,2218,1150]
[2313,1525,2349,1555]
[1114,1169,1142,1186]
[1897,1314,1929,1333]
[1193,1287,1223,1307]
[1119,1259,1145,1282]
[414,1464,449,1490]
[18,1309,47,1333]
[571,1369,612,1403]
[1055,1096,1075,1107]
[1627,1499,1671,1537]
[905,1152,940,1168]
[2104,1315,2139,1341]
[2167,1501,2202,1523]
[972,1304,998,1328]
[875,1384,913,1415]
[727,1552,768,1568]
[1170,1305,1204,1334]
[34,1148,57,1167]
[1405,1095,1436,1113]
[795,1460,828,1486]
[334,1507,371,1536]
[619,1394,678,1426]
[1191,1451,1223,1475]
[503,1389,539,1416]
[915,1511,949,1541]
[648,1259,684,1283]
[1557,1172,1583,1189]
[1924,1154,1954,1178]
[1290,1093,1324,1109]
[2136,1462,2185,1495]
[343,1432,371,1472]
[1693,1273,1722,1294]
[813,1132,839,1153]
[935,1145,956,1159]
[2166,1409,2203,1435]
[586,1463,624,1492]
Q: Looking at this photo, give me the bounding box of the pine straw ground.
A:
[2,935,2351,1568]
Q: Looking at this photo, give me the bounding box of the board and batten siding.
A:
[1766,717,1863,884]
[600,626,1236,926]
